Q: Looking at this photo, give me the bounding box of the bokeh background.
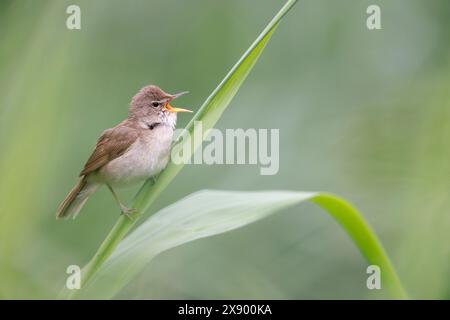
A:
[1,0,449,299]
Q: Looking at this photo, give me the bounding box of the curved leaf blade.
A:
[78,190,407,299]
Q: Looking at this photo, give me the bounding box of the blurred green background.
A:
[1,0,449,299]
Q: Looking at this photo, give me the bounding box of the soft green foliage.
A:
[72,190,406,299]
[2,0,450,299]
[60,1,406,299]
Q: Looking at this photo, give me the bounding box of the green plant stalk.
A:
[71,0,299,295]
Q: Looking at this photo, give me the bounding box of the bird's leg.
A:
[106,184,138,220]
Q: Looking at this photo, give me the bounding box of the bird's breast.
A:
[100,126,174,187]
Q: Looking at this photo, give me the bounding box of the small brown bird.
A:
[56,85,191,219]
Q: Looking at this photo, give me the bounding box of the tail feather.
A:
[56,177,98,219]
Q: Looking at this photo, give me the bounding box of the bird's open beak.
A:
[164,91,192,113]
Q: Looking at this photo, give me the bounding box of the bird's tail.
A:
[56,177,98,219]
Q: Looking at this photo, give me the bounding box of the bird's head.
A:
[129,85,191,125]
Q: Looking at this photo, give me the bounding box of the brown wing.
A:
[80,124,139,176]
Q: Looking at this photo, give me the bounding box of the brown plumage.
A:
[56,177,89,219]
[79,121,139,176]
[56,85,191,219]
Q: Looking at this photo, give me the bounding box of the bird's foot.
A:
[120,205,139,221]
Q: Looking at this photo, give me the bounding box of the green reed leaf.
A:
[78,190,408,299]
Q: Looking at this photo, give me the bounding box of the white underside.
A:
[96,125,174,187]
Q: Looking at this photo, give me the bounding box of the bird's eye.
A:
[151,101,160,108]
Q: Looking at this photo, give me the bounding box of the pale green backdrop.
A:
[0,0,449,299]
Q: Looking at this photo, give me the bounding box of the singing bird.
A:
[56,85,191,219]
